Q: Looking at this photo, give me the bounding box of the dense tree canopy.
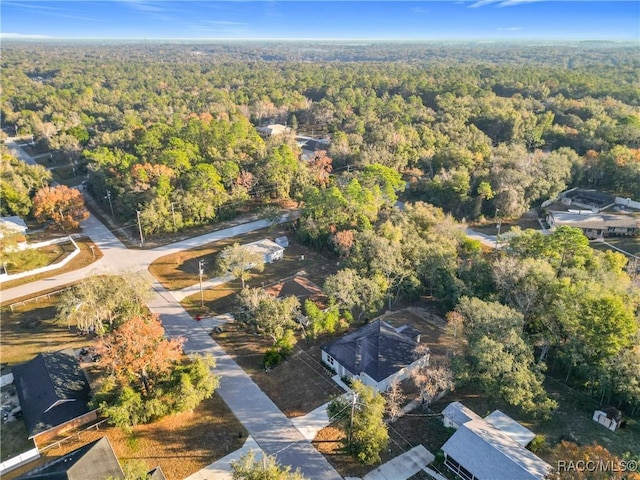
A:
[2,42,638,233]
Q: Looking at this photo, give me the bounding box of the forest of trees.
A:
[1,41,638,442]
[1,42,638,234]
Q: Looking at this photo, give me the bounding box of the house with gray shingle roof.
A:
[321,319,427,391]
[17,437,123,480]
[12,349,97,443]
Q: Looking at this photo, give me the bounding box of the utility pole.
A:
[495,208,501,250]
[171,202,177,231]
[348,391,358,449]
[105,190,115,219]
[136,210,144,247]
[198,260,205,308]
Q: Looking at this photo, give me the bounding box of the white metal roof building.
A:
[440,402,550,480]
[0,216,28,235]
[485,410,535,448]
[442,401,482,430]
[244,239,285,263]
[442,419,552,480]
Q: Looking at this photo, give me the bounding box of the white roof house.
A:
[441,402,550,480]
[485,410,535,447]
[256,124,291,136]
[244,239,284,264]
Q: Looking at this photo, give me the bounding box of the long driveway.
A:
[1,141,341,479]
[144,273,341,479]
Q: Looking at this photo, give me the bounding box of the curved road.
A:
[1,142,342,480]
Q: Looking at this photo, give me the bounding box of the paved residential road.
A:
[145,275,342,480]
[2,140,342,479]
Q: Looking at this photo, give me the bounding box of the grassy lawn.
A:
[3,393,247,480]
[591,236,640,257]
[151,224,333,294]
[178,233,338,317]
[150,226,289,291]
[1,237,102,291]
[0,296,92,365]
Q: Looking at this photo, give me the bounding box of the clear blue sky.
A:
[1,1,639,41]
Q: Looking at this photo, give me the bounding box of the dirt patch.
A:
[3,393,247,480]
[212,324,343,417]
[253,346,343,418]
[0,296,92,365]
[379,307,452,356]
[312,424,406,479]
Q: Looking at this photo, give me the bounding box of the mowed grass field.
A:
[1,236,102,291]
[0,296,91,365]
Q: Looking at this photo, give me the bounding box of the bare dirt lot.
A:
[213,323,344,418]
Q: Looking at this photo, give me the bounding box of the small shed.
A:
[593,407,623,432]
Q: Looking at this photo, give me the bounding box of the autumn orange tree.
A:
[549,441,640,480]
[33,185,89,230]
[95,315,184,395]
[92,315,219,430]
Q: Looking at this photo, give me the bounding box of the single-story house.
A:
[296,136,330,160]
[275,236,289,248]
[17,437,124,480]
[256,124,291,137]
[0,216,28,236]
[321,319,427,391]
[546,210,639,238]
[12,349,97,445]
[244,239,285,263]
[441,402,550,480]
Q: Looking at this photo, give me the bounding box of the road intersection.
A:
[1,143,342,479]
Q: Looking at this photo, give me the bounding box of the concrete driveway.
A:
[184,436,263,480]
[363,445,434,480]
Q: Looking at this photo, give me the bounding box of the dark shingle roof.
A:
[321,320,419,382]
[17,437,124,480]
[12,349,93,438]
